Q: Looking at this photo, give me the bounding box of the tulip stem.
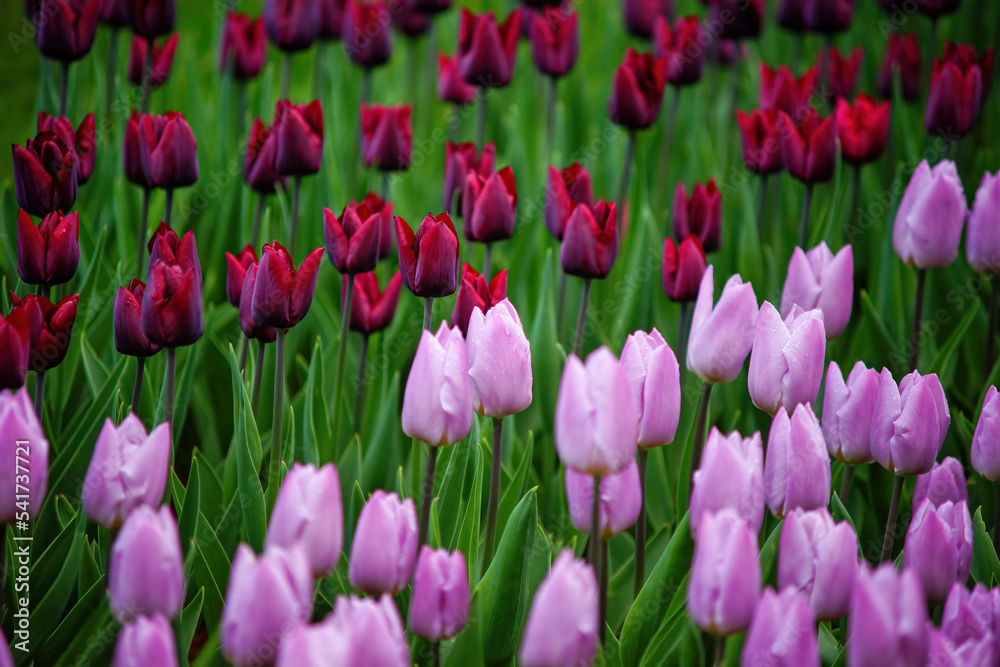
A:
[281,51,292,100]
[141,38,154,113]
[987,276,998,371]
[236,81,247,146]
[360,68,372,108]
[798,183,813,249]
[477,88,488,149]
[756,175,769,242]
[819,37,832,104]
[691,382,714,478]
[138,187,150,272]
[251,339,265,416]
[57,62,69,117]
[909,268,927,371]
[164,189,174,229]
[572,278,592,357]
[617,130,636,233]
[290,176,302,258]
[589,474,603,644]
[547,76,557,158]
[33,370,45,420]
[556,270,568,340]
[925,19,938,102]
[333,274,355,441]
[791,35,803,72]
[483,417,504,572]
[880,474,905,562]
[634,448,648,598]
[482,243,493,283]
[432,641,440,667]
[105,28,119,122]
[661,88,681,171]
[599,538,608,646]
[423,297,434,331]
[354,334,369,432]
[381,171,390,202]
[677,301,692,385]
[417,444,439,552]
[131,356,145,415]
[847,165,861,246]
[164,347,176,436]
[312,42,326,102]
[266,329,286,514]
[838,465,853,503]
[250,193,265,250]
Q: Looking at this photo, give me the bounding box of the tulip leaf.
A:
[79,332,110,395]
[819,623,842,665]
[636,577,690,667]
[302,336,326,465]
[78,537,101,594]
[361,372,402,492]
[497,433,534,541]
[437,436,474,550]
[831,490,858,538]
[26,509,86,654]
[54,494,76,530]
[458,443,485,589]
[237,397,266,553]
[345,481,366,556]
[443,595,485,667]
[859,290,897,358]
[192,511,231,628]
[928,300,979,378]
[179,458,202,558]
[37,590,115,667]
[759,518,783,585]
[970,506,1000,587]
[177,588,205,657]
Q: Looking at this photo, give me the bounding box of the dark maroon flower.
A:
[760,63,818,116]
[673,180,721,253]
[919,0,961,19]
[443,141,495,212]
[622,0,673,40]
[529,6,578,79]
[125,0,177,38]
[323,196,387,275]
[777,0,806,32]
[560,201,618,279]
[457,8,521,88]
[653,16,706,87]
[736,108,783,175]
[142,246,204,348]
[438,54,478,106]
[662,235,706,302]
[712,0,764,40]
[127,34,178,89]
[37,111,95,185]
[36,0,101,62]
[239,263,276,343]
[360,104,412,172]
[803,0,855,34]
[244,118,288,194]
[878,33,921,103]
[100,0,130,27]
[778,109,839,184]
[225,244,258,308]
[0,306,32,389]
[462,166,517,243]
[263,0,321,52]
[826,46,862,100]
[11,293,79,372]
[345,270,403,334]
[139,111,199,189]
[250,242,324,329]
[272,99,324,176]
[319,0,348,39]
[148,223,201,281]
[114,278,161,357]
[342,0,393,68]
[609,48,667,130]
[836,94,890,165]
[396,213,460,297]
[123,110,152,188]
[220,12,267,79]
[12,130,78,218]
[925,57,984,138]
[450,264,507,337]
[17,209,80,287]
[544,163,594,241]
[390,0,432,37]
[942,42,994,104]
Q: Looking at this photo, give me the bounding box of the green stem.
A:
[423,297,434,331]
[432,641,440,667]
[141,38,153,113]
[290,176,302,257]
[482,242,493,283]
[104,28,119,122]
[572,278,592,357]
[756,175,769,241]
[483,417,504,572]
[164,189,174,229]
[691,382,714,477]
[281,51,292,100]
[634,448,648,598]
[556,270,568,341]
[924,19,937,103]
[332,274,355,444]
[251,338,265,416]
[236,80,247,146]
[417,444,439,552]
[880,474,905,562]
[131,356,145,415]
[138,187,150,272]
[677,301,692,385]
[477,88,488,149]
[819,37,831,103]
[590,474,603,643]
[312,42,326,101]
[360,68,372,107]
[33,370,45,420]
[847,165,861,246]
[662,89,681,168]
[265,329,287,513]
[909,269,927,371]
[798,183,813,248]
[353,334,369,432]
[164,347,176,439]
[838,465,853,503]
[617,130,636,232]
[238,335,249,375]
[381,171,390,202]
[547,76,557,158]
[599,538,608,646]
[250,193,265,250]
[987,276,998,371]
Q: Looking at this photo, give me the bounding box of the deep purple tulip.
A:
[450,263,506,338]
[764,404,832,518]
[712,0,764,40]
[622,0,673,39]
[138,111,199,190]
[662,236,706,303]
[396,213,461,298]
[323,198,386,275]
[147,223,200,278]
[967,171,1000,275]
[760,63,819,117]
[748,303,826,416]
[777,0,806,32]
[345,271,402,335]
[847,564,929,667]
[802,0,855,34]
[827,47,863,99]
[0,310,31,390]
[609,48,667,130]
[0,388,49,522]
[672,180,721,252]
[457,8,520,88]
[620,328,680,448]
[36,0,101,61]
[360,104,412,172]
[735,108,783,175]
[544,162,593,241]
[109,505,183,622]
[348,490,418,595]
[239,264,277,344]
[266,463,343,578]
[111,614,179,667]
[12,129,78,217]
[528,6,579,78]
[437,54,478,106]
[125,0,176,38]
[16,209,79,287]
[224,244,257,308]
[263,0,321,52]
[390,0,431,38]
[100,0,129,27]
[560,201,618,279]
[220,12,267,79]
[653,16,705,86]
[689,427,764,534]
[272,100,324,176]
[565,460,642,537]
[142,244,203,348]
[444,142,495,213]
[903,499,973,604]
[250,242,323,330]
[913,457,967,510]
[741,587,820,667]
[127,34,178,88]
[408,547,470,641]
[971,386,1000,481]
[402,323,473,446]
[892,160,967,269]
[926,56,986,137]
[878,33,921,103]
[777,109,839,185]
[123,111,152,188]
[244,118,288,194]
[466,299,532,418]
[114,278,161,357]
[37,111,95,185]
[919,0,961,18]
[462,166,517,242]
[822,360,878,464]
[870,368,950,476]
[319,0,347,39]
[687,266,759,384]
[342,0,393,68]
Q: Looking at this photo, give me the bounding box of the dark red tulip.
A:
[544,162,594,241]
[457,8,521,88]
[707,38,746,66]
[342,0,393,68]
[878,33,921,103]
[142,244,204,348]
[462,166,517,243]
[826,47,862,100]
[100,0,130,27]
[123,110,151,188]
[244,118,288,194]
[919,0,960,19]
[12,130,78,218]
[450,263,507,337]
[926,57,984,138]
[396,213,461,297]
[17,209,80,287]
[777,0,806,32]
[263,0,321,52]
[529,6,579,79]
[139,112,199,189]
[323,197,387,274]
[609,48,667,130]
[760,63,818,117]
[360,104,412,172]
[225,244,258,308]
[125,0,177,38]
[622,0,673,39]
[438,54,478,106]
[36,0,101,62]
[272,99,324,176]
[942,42,994,103]
[220,12,267,79]
[390,0,432,37]
[345,271,403,334]
[239,263,277,342]
[560,201,618,279]
[662,235,706,302]
[803,0,855,34]
[443,141,495,212]
[37,111,95,185]
[673,180,721,253]
[836,95,890,165]
[0,306,32,389]
[355,192,395,260]
[778,109,839,184]
[250,242,324,330]
[148,223,201,281]
[736,108,783,175]
[127,34,178,89]
[319,0,348,39]
[11,293,79,372]
[712,0,764,40]
[406,0,452,13]
[114,278,161,357]
[653,16,706,87]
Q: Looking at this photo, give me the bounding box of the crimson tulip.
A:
[127,34,178,89]
[461,166,517,242]
[826,46,862,99]
[544,162,594,241]
[0,308,32,390]
[147,223,201,280]
[36,0,100,62]
[450,263,507,337]
[663,236,707,302]
[360,104,412,172]
[560,201,618,279]
[653,16,705,86]
[345,271,402,334]
[250,242,324,330]
[673,180,721,253]
[139,112,199,189]
[778,109,838,184]
[391,1,431,37]
[760,64,818,117]
[224,244,257,308]
[273,99,324,176]
[926,57,984,138]
[342,0,393,68]
[836,95,890,165]
[142,261,202,348]
[622,0,673,39]
[457,8,521,88]
[438,54,478,106]
[878,33,921,103]
[735,108,783,175]
[323,198,387,275]
[125,0,176,38]
[114,278,161,357]
[263,0,320,52]
[396,213,461,298]
[528,6,579,79]
[100,0,129,26]
[919,0,961,18]
[220,12,267,79]
[243,118,287,194]
[238,264,276,343]
[12,130,78,217]
[609,48,667,130]
[443,142,495,212]
[942,42,994,103]
[36,111,95,185]
[16,209,79,287]
[11,293,79,372]
[319,0,347,39]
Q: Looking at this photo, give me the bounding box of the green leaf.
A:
[361,372,402,492]
[497,433,534,541]
[78,537,102,594]
[301,336,327,465]
[237,397,267,553]
[759,519,783,585]
[27,509,87,652]
[55,494,76,529]
[458,443,485,589]
[831,491,858,538]
[929,300,979,377]
[179,458,202,558]
[177,588,205,656]
[346,481,366,555]
[192,511,232,627]
[39,595,116,667]
[971,506,1000,587]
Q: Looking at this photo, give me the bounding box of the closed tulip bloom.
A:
[778,507,859,620]
[620,328,680,448]
[466,298,532,418]
[687,510,761,635]
[360,104,412,172]
[778,109,838,184]
[892,160,967,269]
[462,166,517,242]
[224,245,257,308]
[437,54,478,106]
[148,223,200,280]
[0,310,32,390]
[519,550,598,667]
[802,0,854,34]
[919,0,961,19]
[943,42,994,103]
[927,625,997,667]
[348,491,418,595]
[609,48,667,130]
[222,545,313,667]
[903,499,973,604]
[848,564,929,667]
[663,236,706,303]
[115,279,161,357]
[529,6,579,78]
[687,266,759,384]
[565,460,641,537]
[408,547,470,641]
[142,260,203,348]
[777,0,806,31]
[822,361,878,464]
[710,39,747,66]
[100,0,129,26]
[940,583,1000,665]
[112,614,179,667]
[827,47,862,99]
[124,111,152,188]
[250,242,323,330]
[560,201,618,279]
[544,162,594,241]
[966,171,1000,274]
[555,346,638,475]
[37,111,96,185]
[263,0,320,51]
[622,0,673,39]
[748,303,826,416]
[220,12,266,79]
[926,58,985,137]
[390,2,431,38]
[735,108,783,175]
[673,180,721,252]
[275,621,350,667]
[342,0,393,68]
[127,34,178,88]
[689,428,764,534]
[36,0,100,61]
[273,100,324,176]
[323,201,384,275]
[12,293,79,372]
[402,323,473,446]
[972,386,1000,481]
[653,16,705,87]
[713,0,764,40]
[125,0,176,38]
[870,368,950,476]
[913,457,967,510]
[319,0,347,39]
[760,64,819,117]
[457,9,520,87]
[266,463,343,578]
[139,112,198,190]
[16,209,79,286]
[396,213,461,298]
[0,389,49,521]
[443,142,495,212]
[328,595,410,666]
[243,118,287,194]
[450,264,506,337]
[239,264,277,343]
[108,505,183,622]
[781,242,853,339]
[741,588,820,667]
[12,130,78,217]
[347,271,402,335]
[878,33,921,102]
[764,405,832,518]
[835,95,890,166]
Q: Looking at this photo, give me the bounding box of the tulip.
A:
[709,38,746,65]
[36,0,100,62]
[323,201,385,276]
[971,386,1000,481]
[348,490,418,594]
[396,213,461,298]
[108,505,183,622]
[687,509,761,635]
[101,0,129,26]
[443,142,495,213]
[127,34,177,88]
[779,507,858,620]
[822,361,879,464]
[263,0,320,52]
[12,293,79,373]
[544,162,594,241]
[942,42,994,104]
[238,264,277,344]
[220,12,266,79]
[111,614,179,667]
[402,323,473,446]
[622,0,673,39]
[273,100,324,176]
[748,303,826,416]
[126,0,176,38]
[652,16,705,87]
[360,104,412,173]
[827,47,862,99]
[139,112,199,190]
[519,550,598,667]
[12,130,78,217]
[114,279,161,358]
[620,329,681,448]
[342,0,393,69]
[555,346,638,475]
[878,33,921,103]
[712,0,764,40]
[408,547,470,641]
[319,0,347,39]
[764,405,831,518]
[687,266,759,384]
[16,209,79,287]
[461,166,517,243]
[224,245,257,308]
[893,160,967,269]
[913,457,967,510]
[123,111,152,188]
[903,499,973,604]
[741,588,820,667]
[346,271,402,335]
[919,0,961,18]
[560,201,618,279]
[835,95,890,166]
[777,109,838,185]
[142,259,203,349]
[871,368,950,476]
[0,388,49,522]
[940,583,1000,664]
[689,428,764,534]
[662,236,706,303]
[926,57,985,137]
[327,595,409,666]
[250,242,323,330]
[803,0,855,34]
[735,108,783,175]
[390,2,431,38]
[967,172,1000,275]
[848,564,929,666]
[147,223,200,277]
[437,54,478,106]
[449,265,505,338]
[777,0,806,31]
[565,460,641,537]
[275,620,350,667]
[0,309,32,390]
[781,242,853,339]
[244,118,288,195]
[457,9,520,88]
[36,111,96,185]
[465,298,531,419]
[266,463,343,578]
[927,624,996,667]
[529,6,579,79]
[760,64,818,117]
[609,48,667,130]
[221,544,313,666]
[672,180,721,253]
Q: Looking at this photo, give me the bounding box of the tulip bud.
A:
[139,112,199,190]
[437,54,478,106]
[620,328,681,448]
[128,35,178,89]
[560,201,619,279]
[802,0,855,34]
[529,6,579,79]
[971,386,1000,481]
[402,323,473,446]
[654,16,706,86]
[100,0,129,27]
[870,368,950,476]
[902,499,973,605]
[565,460,642,538]
[966,171,1000,275]
[777,0,806,31]
[12,129,78,217]
[263,0,321,52]
[942,42,994,104]
[450,264,506,337]
[391,2,432,38]
[544,163,594,241]
[16,209,79,287]
[250,242,324,330]
[457,9,520,88]
[781,242,853,339]
[748,303,826,416]
[827,47,862,99]
[273,100,324,176]
[893,160,968,269]
[519,550,598,667]
[672,180,721,252]
[622,0,673,39]
[913,457,966,511]
[822,360,878,464]
[741,587,820,667]
[555,347,638,476]
[239,264,277,344]
[609,49,667,130]
[319,0,347,40]
[836,95,890,166]
[848,564,929,667]
[275,620,350,667]
[266,463,344,578]
[764,404,831,518]
[11,293,79,372]
[36,0,100,62]
[342,0,393,68]
[444,142,495,212]
[242,119,287,194]
[0,388,49,522]
[220,12,267,79]
[124,111,152,189]
[687,266,759,384]
[360,104,412,172]
[109,505,184,622]
[126,0,176,38]
[939,583,1000,665]
[690,428,764,534]
[82,414,170,528]
[461,166,517,242]
[348,491,418,595]
[687,509,761,635]
[142,261,203,349]
[148,223,200,279]
[878,33,921,102]
[396,213,461,298]
[735,108,783,175]
[346,271,402,335]
[408,547,470,641]
[926,57,985,137]
[36,111,95,185]
[778,507,859,620]
[712,0,763,40]
[111,614,179,667]
[327,595,410,666]
[323,199,385,275]
[662,236,707,303]
[760,64,819,116]
[466,299,532,418]
[0,310,32,390]
[777,109,839,185]
[224,245,257,308]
